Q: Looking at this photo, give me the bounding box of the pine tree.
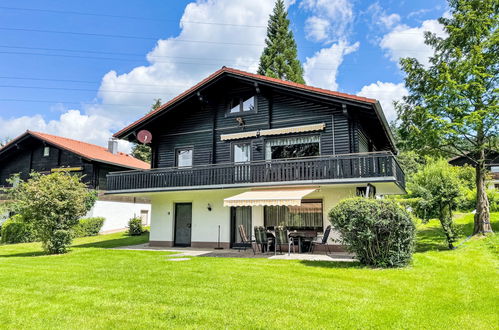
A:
[131,99,162,163]
[257,0,305,84]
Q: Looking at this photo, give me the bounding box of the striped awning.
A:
[260,123,325,136]
[220,131,258,141]
[223,187,318,207]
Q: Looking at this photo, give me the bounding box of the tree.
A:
[397,0,498,235]
[409,159,466,249]
[6,172,97,254]
[130,98,162,163]
[0,137,11,148]
[257,0,305,84]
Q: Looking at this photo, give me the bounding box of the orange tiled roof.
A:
[114,66,378,138]
[25,131,150,170]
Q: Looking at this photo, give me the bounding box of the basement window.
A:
[43,146,50,157]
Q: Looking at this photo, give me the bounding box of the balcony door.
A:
[174,203,192,247]
[230,206,252,248]
[233,143,251,182]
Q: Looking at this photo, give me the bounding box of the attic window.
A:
[43,146,50,157]
[227,96,256,115]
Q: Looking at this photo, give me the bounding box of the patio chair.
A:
[237,224,256,254]
[254,226,272,253]
[274,227,295,256]
[310,225,332,254]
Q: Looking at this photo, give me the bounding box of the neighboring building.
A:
[108,67,406,249]
[0,131,151,231]
[449,150,499,190]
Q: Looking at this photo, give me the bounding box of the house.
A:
[0,130,151,232]
[108,67,405,249]
[449,151,499,190]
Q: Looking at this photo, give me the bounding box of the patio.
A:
[113,244,356,262]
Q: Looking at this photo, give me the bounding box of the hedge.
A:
[73,217,105,237]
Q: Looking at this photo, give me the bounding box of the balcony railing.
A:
[107,152,405,193]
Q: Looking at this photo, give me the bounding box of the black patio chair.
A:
[274,227,295,256]
[254,226,272,253]
[310,225,332,254]
[237,224,256,254]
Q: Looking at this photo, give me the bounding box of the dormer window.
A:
[43,146,50,157]
[227,96,256,115]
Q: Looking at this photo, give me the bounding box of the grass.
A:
[0,214,498,329]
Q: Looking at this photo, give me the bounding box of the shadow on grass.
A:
[73,233,149,249]
[299,260,361,269]
[0,250,48,258]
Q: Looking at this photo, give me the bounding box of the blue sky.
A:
[0,0,448,149]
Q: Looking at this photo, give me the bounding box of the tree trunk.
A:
[473,154,492,235]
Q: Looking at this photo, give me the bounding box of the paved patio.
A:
[113,243,357,262]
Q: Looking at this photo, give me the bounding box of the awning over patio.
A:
[223,187,318,207]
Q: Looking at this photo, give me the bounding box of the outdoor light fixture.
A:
[207,203,212,211]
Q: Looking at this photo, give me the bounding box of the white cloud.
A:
[91,0,276,122]
[380,19,446,66]
[2,0,279,152]
[301,0,354,43]
[0,110,132,152]
[357,81,408,121]
[303,41,359,90]
[365,3,401,30]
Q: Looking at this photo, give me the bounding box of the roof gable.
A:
[113,67,379,139]
[0,131,150,170]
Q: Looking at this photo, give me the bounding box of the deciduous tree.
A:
[397,0,498,235]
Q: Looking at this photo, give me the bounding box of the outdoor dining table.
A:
[288,231,317,253]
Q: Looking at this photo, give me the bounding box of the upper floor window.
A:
[43,146,50,157]
[265,136,320,160]
[176,148,193,167]
[228,96,256,115]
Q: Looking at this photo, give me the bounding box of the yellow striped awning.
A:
[259,123,325,136]
[223,187,318,207]
[220,131,258,141]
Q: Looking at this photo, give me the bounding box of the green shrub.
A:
[43,229,72,254]
[329,198,416,268]
[1,215,37,244]
[128,217,144,236]
[458,188,498,212]
[73,217,105,237]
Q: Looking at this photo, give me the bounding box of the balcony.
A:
[106,152,405,194]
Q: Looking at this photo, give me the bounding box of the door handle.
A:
[187,223,191,228]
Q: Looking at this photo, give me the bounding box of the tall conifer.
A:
[257,0,305,84]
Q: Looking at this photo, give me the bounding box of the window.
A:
[176,148,193,167]
[227,96,256,115]
[43,146,50,157]
[490,166,499,173]
[264,200,323,230]
[265,136,320,160]
[233,143,251,163]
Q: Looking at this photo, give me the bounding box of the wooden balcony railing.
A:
[107,152,405,193]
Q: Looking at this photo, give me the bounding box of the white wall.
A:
[148,185,358,246]
[86,200,151,233]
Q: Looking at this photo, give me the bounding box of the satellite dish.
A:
[137,130,152,144]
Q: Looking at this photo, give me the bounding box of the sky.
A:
[0,0,448,152]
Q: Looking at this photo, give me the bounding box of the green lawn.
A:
[0,214,498,329]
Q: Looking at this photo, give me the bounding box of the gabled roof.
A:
[0,131,150,170]
[113,67,380,139]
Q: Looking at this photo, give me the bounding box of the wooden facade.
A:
[110,71,404,193]
[0,134,137,190]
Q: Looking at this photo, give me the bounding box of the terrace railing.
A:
[107,152,405,192]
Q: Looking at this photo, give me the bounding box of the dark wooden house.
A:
[107,67,406,249]
[0,130,149,190]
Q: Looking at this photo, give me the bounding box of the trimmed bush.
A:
[43,229,72,254]
[73,217,105,237]
[329,198,416,268]
[1,215,37,244]
[128,217,144,236]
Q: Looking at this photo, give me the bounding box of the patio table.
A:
[288,231,317,253]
